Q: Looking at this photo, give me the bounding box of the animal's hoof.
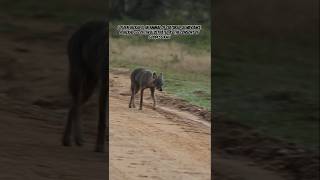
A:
[95,145,105,153]
[139,108,142,110]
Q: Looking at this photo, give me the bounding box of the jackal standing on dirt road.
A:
[129,68,164,110]
[62,21,108,152]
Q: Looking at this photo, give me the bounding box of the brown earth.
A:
[0,16,317,180]
[109,68,211,180]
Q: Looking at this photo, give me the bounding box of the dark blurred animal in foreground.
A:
[62,21,108,152]
[129,68,164,110]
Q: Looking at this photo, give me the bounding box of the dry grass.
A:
[110,38,210,77]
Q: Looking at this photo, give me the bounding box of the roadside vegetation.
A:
[109,36,211,110]
[109,13,211,110]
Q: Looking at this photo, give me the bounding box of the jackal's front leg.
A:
[150,88,156,109]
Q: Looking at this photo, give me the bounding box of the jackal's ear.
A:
[153,72,157,78]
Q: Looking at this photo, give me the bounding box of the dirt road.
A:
[109,69,211,180]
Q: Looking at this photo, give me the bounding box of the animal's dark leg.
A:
[73,91,83,146]
[133,85,139,108]
[81,74,98,103]
[150,87,156,109]
[62,74,82,146]
[62,104,76,146]
[132,85,140,108]
[73,73,98,146]
[71,77,97,146]
[139,89,144,110]
[95,72,107,152]
[62,119,72,146]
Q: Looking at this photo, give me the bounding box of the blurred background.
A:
[0,1,108,179]
[213,0,319,151]
[0,0,318,179]
[213,0,319,179]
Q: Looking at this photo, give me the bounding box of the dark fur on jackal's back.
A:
[129,68,164,110]
[62,21,108,152]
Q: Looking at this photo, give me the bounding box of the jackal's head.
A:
[153,72,164,91]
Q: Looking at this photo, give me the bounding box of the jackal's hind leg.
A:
[132,86,139,108]
[139,89,144,110]
[130,84,139,108]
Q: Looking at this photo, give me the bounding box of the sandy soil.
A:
[109,69,211,180]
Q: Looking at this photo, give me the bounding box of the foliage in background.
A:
[1,0,318,151]
[211,0,319,151]
[108,0,211,110]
